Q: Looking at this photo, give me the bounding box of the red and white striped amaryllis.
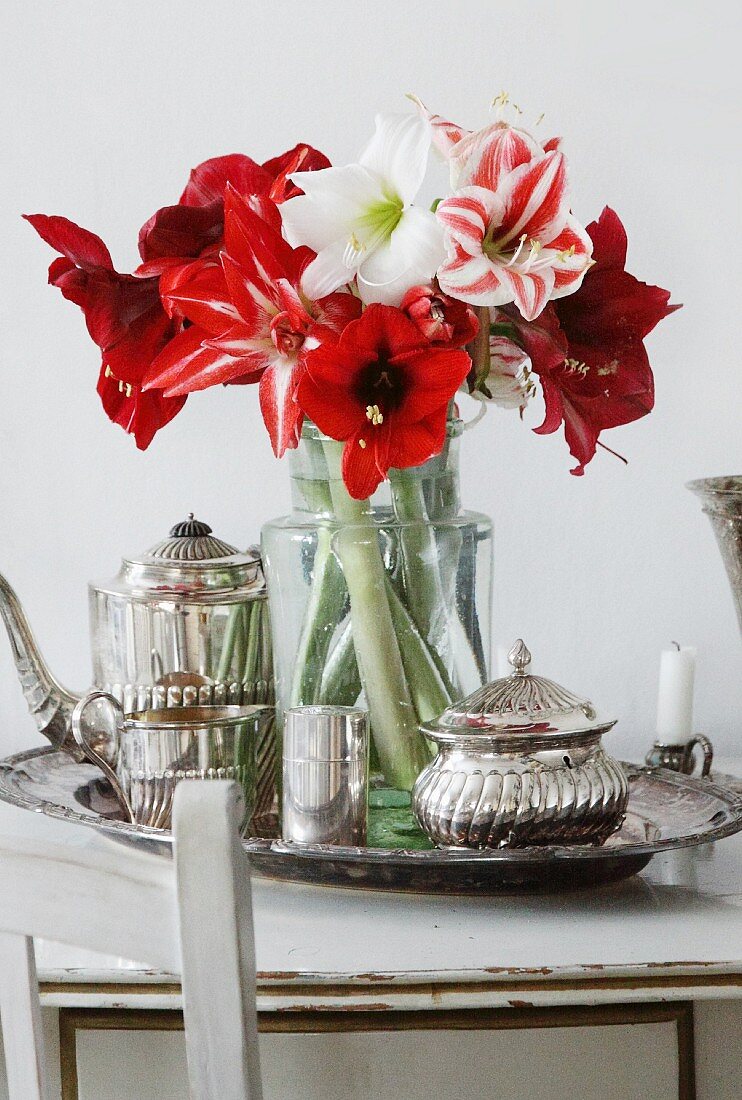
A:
[143,189,360,456]
[433,123,592,322]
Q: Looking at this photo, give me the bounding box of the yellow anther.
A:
[365,404,384,426]
[492,90,510,112]
[104,365,113,378]
[535,112,545,126]
[564,358,589,376]
[528,238,542,254]
[349,232,365,253]
[358,438,367,449]
[557,244,576,262]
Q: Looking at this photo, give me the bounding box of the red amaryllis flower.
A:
[24,214,185,449]
[502,207,680,474]
[296,304,472,499]
[400,284,478,347]
[143,189,360,457]
[136,145,331,280]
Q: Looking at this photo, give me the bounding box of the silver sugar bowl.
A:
[412,640,628,849]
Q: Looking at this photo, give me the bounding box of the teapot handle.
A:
[71,692,133,819]
[683,734,714,778]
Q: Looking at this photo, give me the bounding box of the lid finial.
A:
[508,639,532,676]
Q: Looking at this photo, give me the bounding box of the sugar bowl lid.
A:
[423,639,616,746]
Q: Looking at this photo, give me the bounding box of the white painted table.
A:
[0,774,739,1099]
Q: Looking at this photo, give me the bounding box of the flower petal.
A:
[437,246,511,307]
[296,357,362,440]
[455,123,543,192]
[389,410,448,470]
[436,187,505,255]
[161,262,241,333]
[24,214,113,271]
[546,214,594,298]
[407,95,470,158]
[300,239,356,300]
[282,165,380,250]
[144,326,250,395]
[358,113,431,205]
[494,151,569,249]
[312,291,363,335]
[179,154,272,207]
[98,369,185,450]
[261,143,332,202]
[341,431,388,499]
[396,347,472,420]
[259,357,305,457]
[357,207,445,306]
[497,265,555,321]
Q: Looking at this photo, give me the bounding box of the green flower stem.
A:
[217,604,243,683]
[388,466,475,695]
[289,525,348,706]
[318,619,362,705]
[242,602,260,685]
[388,467,450,642]
[318,582,453,725]
[383,577,452,722]
[322,440,429,790]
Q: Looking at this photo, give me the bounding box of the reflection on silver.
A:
[71,692,271,832]
[282,706,368,846]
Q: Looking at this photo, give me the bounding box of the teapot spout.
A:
[0,572,83,757]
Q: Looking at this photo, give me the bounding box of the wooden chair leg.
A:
[173,781,263,1100]
[0,933,48,1100]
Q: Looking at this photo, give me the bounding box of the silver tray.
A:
[1,747,741,894]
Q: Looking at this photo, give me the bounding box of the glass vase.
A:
[262,418,493,806]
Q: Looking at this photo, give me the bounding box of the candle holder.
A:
[645,734,713,776]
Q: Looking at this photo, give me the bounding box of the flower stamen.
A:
[104,364,133,398]
[365,403,384,426]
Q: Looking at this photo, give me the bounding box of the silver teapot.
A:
[0,515,273,760]
[412,640,628,849]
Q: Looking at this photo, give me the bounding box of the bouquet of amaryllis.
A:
[27,97,678,797]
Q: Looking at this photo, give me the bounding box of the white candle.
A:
[656,644,696,742]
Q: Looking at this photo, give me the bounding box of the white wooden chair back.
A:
[0,779,262,1100]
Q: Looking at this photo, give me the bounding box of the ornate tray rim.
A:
[1,747,741,872]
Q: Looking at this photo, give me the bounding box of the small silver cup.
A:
[72,691,271,831]
[282,706,368,846]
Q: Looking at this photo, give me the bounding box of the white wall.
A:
[1,0,740,763]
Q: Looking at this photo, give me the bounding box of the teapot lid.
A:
[423,639,615,746]
[143,514,241,562]
[94,515,265,600]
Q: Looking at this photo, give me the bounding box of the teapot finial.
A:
[507,639,532,676]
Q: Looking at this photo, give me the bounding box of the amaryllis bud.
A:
[400,284,478,347]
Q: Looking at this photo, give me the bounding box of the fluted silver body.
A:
[413,742,628,848]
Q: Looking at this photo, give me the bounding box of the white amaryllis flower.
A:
[281,114,446,306]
